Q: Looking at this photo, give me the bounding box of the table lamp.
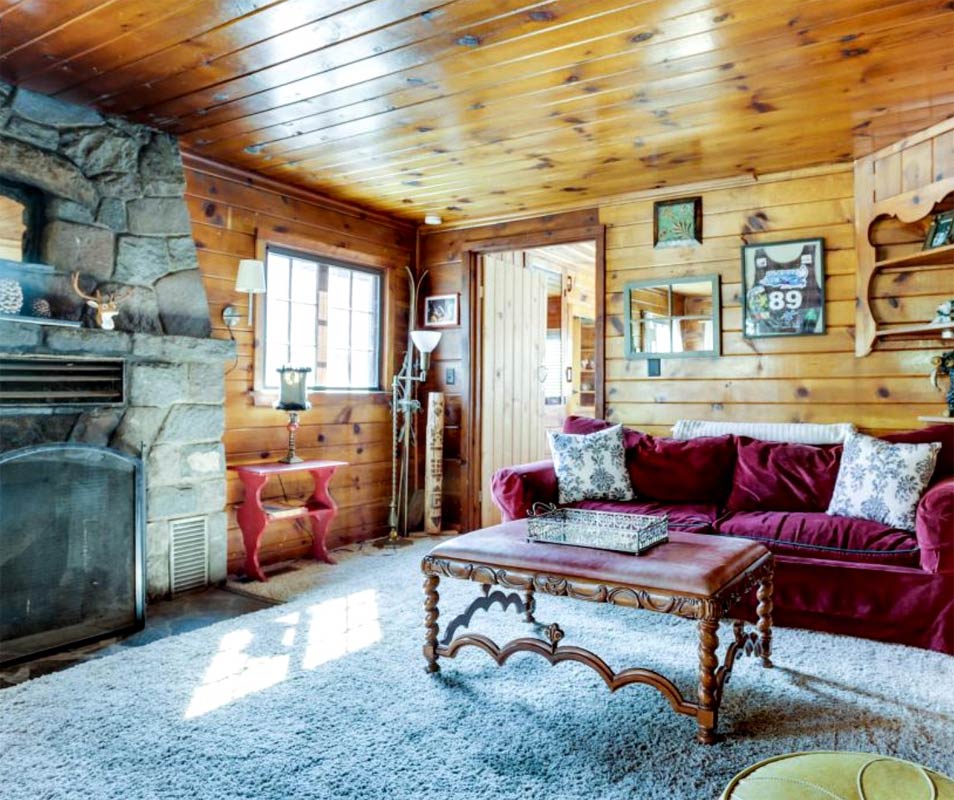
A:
[275,366,312,463]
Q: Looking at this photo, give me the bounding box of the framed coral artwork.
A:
[653,196,702,248]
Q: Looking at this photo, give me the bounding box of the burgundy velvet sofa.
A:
[491,416,954,654]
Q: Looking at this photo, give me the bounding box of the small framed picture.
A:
[424,293,459,327]
[923,210,954,250]
[741,238,825,338]
[653,196,702,248]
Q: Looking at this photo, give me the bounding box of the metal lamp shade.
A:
[276,366,312,411]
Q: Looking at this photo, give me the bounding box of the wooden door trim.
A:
[594,225,606,422]
[462,223,607,533]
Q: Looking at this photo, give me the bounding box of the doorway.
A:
[477,242,597,526]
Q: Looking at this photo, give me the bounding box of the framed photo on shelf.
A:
[923,210,954,250]
[424,293,460,327]
[653,196,703,248]
[741,238,825,338]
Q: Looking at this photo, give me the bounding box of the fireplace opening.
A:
[0,443,145,665]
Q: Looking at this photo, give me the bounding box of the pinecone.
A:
[32,298,52,318]
[0,278,23,314]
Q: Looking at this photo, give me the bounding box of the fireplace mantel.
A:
[0,319,235,363]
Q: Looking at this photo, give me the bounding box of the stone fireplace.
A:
[0,81,234,598]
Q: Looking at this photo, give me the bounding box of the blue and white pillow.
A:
[827,432,939,531]
[547,424,634,505]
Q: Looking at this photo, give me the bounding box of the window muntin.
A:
[263,248,382,391]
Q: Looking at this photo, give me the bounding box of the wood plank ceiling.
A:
[0,0,951,225]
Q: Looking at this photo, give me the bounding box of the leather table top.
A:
[425,520,770,599]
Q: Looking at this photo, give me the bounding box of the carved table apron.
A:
[421,521,774,745]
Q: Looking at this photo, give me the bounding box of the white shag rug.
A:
[2,539,953,800]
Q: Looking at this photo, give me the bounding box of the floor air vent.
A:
[169,517,209,595]
[0,356,124,406]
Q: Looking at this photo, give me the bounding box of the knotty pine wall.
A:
[184,155,415,573]
[603,163,946,437]
[420,164,949,530]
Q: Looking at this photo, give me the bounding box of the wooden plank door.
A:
[480,251,549,527]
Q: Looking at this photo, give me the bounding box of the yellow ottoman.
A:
[722,751,954,800]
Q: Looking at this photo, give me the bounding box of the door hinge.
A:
[478,285,484,299]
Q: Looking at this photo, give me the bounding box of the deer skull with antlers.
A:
[71,272,132,331]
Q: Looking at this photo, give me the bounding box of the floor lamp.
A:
[381,267,441,547]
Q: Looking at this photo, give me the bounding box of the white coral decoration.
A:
[0,278,23,314]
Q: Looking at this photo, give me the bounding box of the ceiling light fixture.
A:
[424,214,442,225]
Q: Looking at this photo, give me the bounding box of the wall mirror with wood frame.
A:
[623,275,721,359]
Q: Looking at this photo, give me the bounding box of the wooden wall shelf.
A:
[875,322,954,339]
[874,243,954,271]
[854,119,954,357]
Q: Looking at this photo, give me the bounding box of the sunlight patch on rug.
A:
[185,589,380,718]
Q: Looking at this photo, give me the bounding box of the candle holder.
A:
[275,366,312,464]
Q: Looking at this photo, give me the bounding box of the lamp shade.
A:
[410,330,441,354]
[235,259,266,293]
[275,366,312,411]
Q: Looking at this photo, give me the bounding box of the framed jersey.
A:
[741,238,825,338]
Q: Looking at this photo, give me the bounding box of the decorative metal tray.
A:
[527,505,669,556]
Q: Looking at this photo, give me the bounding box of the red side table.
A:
[229,460,347,582]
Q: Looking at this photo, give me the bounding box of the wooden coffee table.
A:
[421,520,774,744]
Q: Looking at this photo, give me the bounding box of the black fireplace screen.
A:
[0,444,144,665]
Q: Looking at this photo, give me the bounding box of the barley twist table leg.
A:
[423,573,440,674]
[696,616,720,745]
[757,574,774,669]
[523,586,536,624]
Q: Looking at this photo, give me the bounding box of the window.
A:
[262,247,383,391]
[0,177,44,262]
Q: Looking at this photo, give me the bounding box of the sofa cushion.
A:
[715,510,920,566]
[563,415,615,436]
[562,416,736,504]
[547,424,634,504]
[624,433,736,504]
[726,437,841,512]
[568,499,720,533]
[827,432,939,531]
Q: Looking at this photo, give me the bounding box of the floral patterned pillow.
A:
[547,424,635,504]
[826,432,939,531]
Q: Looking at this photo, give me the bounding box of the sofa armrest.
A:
[917,475,954,573]
[491,460,558,521]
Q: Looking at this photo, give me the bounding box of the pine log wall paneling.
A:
[603,163,947,437]
[184,156,414,573]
